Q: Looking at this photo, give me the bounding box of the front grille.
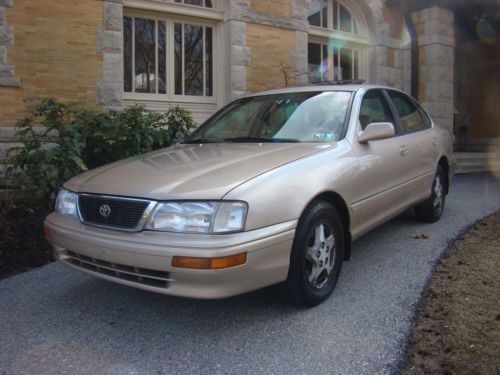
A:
[63,250,171,289]
[78,194,150,230]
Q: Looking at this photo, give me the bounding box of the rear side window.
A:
[359,90,395,130]
[387,91,429,133]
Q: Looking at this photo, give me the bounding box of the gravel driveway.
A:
[1,174,499,375]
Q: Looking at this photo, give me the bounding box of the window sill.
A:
[123,0,224,21]
[123,92,217,104]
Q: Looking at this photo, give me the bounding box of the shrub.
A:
[6,98,194,207]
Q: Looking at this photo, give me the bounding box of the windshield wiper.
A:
[182,138,221,144]
[223,137,301,143]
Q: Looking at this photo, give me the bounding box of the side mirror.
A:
[358,122,395,143]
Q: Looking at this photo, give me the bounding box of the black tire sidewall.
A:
[415,165,446,223]
[287,201,344,307]
[433,168,445,218]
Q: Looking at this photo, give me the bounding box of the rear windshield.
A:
[185,91,352,143]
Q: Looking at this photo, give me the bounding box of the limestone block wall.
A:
[413,6,454,131]
[368,0,408,90]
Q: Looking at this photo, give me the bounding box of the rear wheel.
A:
[415,166,446,223]
[286,201,344,307]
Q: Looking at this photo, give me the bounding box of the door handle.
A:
[400,145,408,156]
[432,137,438,147]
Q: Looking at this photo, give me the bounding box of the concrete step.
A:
[454,152,500,174]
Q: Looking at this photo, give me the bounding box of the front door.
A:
[351,89,412,237]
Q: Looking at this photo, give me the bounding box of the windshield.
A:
[185,91,352,143]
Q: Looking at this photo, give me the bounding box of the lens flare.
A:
[487,143,500,180]
[476,16,496,44]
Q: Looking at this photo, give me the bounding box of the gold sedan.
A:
[45,83,455,306]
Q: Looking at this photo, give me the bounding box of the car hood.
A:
[64,142,334,200]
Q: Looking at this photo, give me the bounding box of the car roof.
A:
[247,83,402,97]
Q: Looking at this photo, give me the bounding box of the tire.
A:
[415,165,446,223]
[286,200,344,307]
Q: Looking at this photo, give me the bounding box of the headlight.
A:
[55,189,79,220]
[145,201,247,234]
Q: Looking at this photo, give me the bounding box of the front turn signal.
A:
[171,253,247,270]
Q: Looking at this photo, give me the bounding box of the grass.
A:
[403,211,500,375]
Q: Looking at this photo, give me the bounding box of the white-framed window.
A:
[123,0,222,106]
[124,14,215,102]
[307,0,369,83]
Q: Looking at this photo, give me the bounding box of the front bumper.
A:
[45,213,296,299]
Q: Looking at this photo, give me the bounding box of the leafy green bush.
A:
[6,98,194,207]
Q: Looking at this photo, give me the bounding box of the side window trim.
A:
[382,89,403,136]
[410,97,433,129]
[385,89,429,135]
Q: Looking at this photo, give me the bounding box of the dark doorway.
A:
[454,1,500,151]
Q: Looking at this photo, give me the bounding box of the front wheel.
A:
[415,166,446,223]
[286,201,344,307]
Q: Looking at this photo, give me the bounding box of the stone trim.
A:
[0,0,20,87]
[227,7,308,32]
[223,18,250,100]
[97,0,124,109]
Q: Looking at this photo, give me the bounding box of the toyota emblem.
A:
[99,204,111,218]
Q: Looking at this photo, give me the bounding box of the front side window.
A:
[124,15,214,98]
[186,91,353,143]
[359,90,395,130]
[387,91,429,133]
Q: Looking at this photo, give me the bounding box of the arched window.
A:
[307,0,369,83]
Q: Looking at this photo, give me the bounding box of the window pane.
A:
[174,23,182,95]
[388,92,428,132]
[307,0,322,27]
[175,0,212,5]
[322,44,329,81]
[333,47,339,80]
[359,90,395,130]
[205,27,213,96]
[333,0,338,30]
[354,49,359,79]
[321,0,327,28]
[340,48,352,80]
[135,18,156,93]
[308,43,322,83]
[123,17,132,92]
[158,21,166,94]
[339,3,352,33]
[184,24,204,96]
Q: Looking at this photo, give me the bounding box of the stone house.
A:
[0,0,498,172]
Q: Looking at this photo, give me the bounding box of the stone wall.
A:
[413,6,454,131]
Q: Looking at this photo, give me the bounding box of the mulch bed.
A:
[403,211,500,375]
[0,203,53,280]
